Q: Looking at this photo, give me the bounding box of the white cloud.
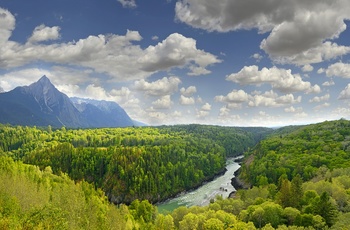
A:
[215,89,249,104]
[152,95,173,109]
[0,8,15,44]
[179,95,195,105]
[28,24,61,43]
[175,1,350,65]
[147,111,167,124]
[57,83,139,108]
[271,42,350,65]
[294,112,308,118]
[302,64,313,72]
[85,84,110,100]
[284,106,303,113]
[180,86,197,96]
[138,33,221,76]
[196,96,203,104]
[252,53,263,62]
[117,0,137,8]
[201,102,211,111]
[110,87,133,103]
[338,84,350,100]
[317,68,325,74]
[309,94,330,103]
[173,110,182,117]
[187,66,211,76]
[326,62,350,78]
[248,90,301,107]
[226,65,320,93]
[322,80,335,87]
[219,106,230,117]
[152,35,159,40]
[0,68,52,91]
[0,9,221,81]
[134,76,181,96]
[331,107,350,119]
[313,102,330,111]
[196,110,210,119]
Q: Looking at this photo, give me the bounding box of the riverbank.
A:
[229,167,252,198]
[157,157,241,213]
[155,167,227,205]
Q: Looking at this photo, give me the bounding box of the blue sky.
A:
[1,0,350,126]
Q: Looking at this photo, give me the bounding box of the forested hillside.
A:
[240,119,350,186]
[0,124,266,204]
[3,120,350,229]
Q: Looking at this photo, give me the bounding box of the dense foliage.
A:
[241,119,350,186]
[0,124,264,203]
[2,155,350,229]
[3,120,350,229]
[0,156,144,229]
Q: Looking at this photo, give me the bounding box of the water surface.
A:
[157,157,241,213]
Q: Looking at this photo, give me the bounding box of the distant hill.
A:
[0,76,135,128]
[240,119,350,186]
[70,97,134,127]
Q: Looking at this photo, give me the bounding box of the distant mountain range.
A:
[0,76,142,128]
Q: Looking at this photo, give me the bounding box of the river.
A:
[157,156,242,214]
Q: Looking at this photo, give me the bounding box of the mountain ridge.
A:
[0,76,137,128]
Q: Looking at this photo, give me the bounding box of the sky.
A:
[0,0,350,127]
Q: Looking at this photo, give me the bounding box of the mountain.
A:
[70,97,134,127]
[0,76,135,128]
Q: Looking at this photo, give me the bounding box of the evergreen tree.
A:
[313,192,338,227]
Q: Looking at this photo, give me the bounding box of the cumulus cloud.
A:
[331,107,350,118]
[201,102,211,111]
[28,24,61,43]
[180,86,197,96]
[110,87,133,103]
[196,102,212,119]
[322,80,335,87]
[317,68,325,74]
[248,90,301,107]
[147,111,167,124]
[338,84,350,100]
[309,94,330,103]
[151,95,173,109]
[226,65,320,93]
[196,110,210,119]
[179,95,195,105]
[118,0,137,8]
[138,33,221,76]
[134,76,181,96]
[0,8,220,80]
[326,62,350,78]
[252,53,263,62]
[284,106,303,113]
[302,64,313,72]
[219,106,230,117]
[313,102,330,111]
[279,42,350,65]
[215,89,249,105]
[0,8,15,44]
[175,0,350,65]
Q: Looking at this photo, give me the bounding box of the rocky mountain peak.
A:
[0,76,137,128]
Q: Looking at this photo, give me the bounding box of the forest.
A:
[1,120,350,229]
[0,124,267,204]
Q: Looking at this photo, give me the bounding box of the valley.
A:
[2,120,350,229]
